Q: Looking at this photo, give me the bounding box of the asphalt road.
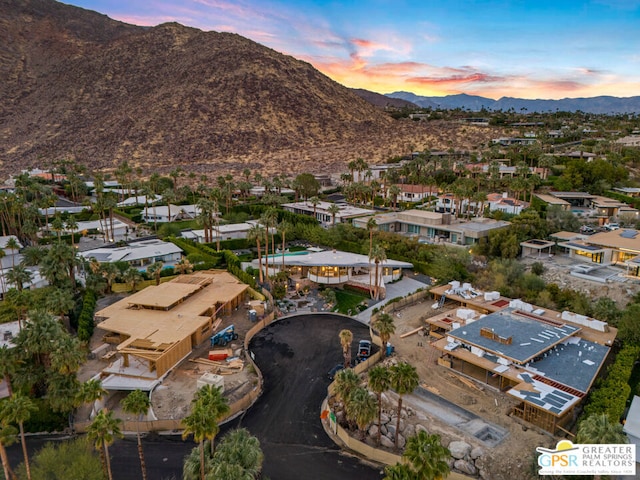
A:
[8,314,384,480]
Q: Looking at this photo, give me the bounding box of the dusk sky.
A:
[64,0,640,100]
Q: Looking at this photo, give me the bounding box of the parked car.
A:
[603,223,620,231]
[580,225,596,235]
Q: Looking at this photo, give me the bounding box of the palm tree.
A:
[5,265,32,292]
[345,387,377,439]
[146,261,164,286]
[212,428,264,479]
[4,238,20,268]
[327,203,340,226]
[371,313,395,356]
[123,267,143,292]
[0,423,17,480]
[308,196,320,222]
[87,408,123,480]
[182,403,216,480]
[65,215,78,248]
[247,224,265,284]
[369,243,387,301]
[0,346,16,398]
[76,379,106,420]
[576,413,627,445]
[277,220,291,271]
[99,262,119,293]
[333,368,360,403]
[122,389,151,480]
[401,431,451,480]
[174,257,194,275]
[19,245,45,267]
[367,365,391,445]
[390,362,419,447]
[193,385,230,456]
[339,329,353,369]
[387,185,401,210]
[1,394,36,480]
[383,462,413,479]
[260,210,277,283]
[45,287,75,327]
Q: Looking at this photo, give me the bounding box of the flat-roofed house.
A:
[80,238,183,269]
[282,201,375,227]
[427,282,615,434]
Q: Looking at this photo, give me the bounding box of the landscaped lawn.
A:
[334,288,370,315]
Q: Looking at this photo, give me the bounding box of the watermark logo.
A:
[537,440,636,476]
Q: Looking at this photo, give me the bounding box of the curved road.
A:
[9,314,383,479]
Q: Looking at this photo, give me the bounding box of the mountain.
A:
[386,91,640,114]
[1,0,422,177]
[350,88,417,109]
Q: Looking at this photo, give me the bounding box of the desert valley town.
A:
[1,0,640,479]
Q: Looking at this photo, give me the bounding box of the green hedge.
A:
[583,344,640,422]
[77,290,98,342]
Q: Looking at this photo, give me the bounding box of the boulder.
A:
[415,424,428,434]
[470,446,485,460]
[368,424,379,438]
[380,413,391,424]
[449,440,472,460]
[454,459,478,476]
[403,424,415,438]
[396,433,406,449]
[380,435,395,449]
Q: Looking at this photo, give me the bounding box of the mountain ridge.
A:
[386,91,640,114]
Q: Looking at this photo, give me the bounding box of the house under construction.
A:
[427,282,617,435]
[94,271,249,390]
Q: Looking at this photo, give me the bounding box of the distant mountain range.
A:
[386,92,640,114]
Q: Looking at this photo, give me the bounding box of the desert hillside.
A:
[0,0,499,178]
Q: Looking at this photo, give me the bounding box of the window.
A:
[407,224,420,234]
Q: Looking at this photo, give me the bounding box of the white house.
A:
[80,239,183,269]
[486,193,529,215]
[282,201,375,227]
[117,194,162,208]
[142,204,202,223]
[181,220,270,243]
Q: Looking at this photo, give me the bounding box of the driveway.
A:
[8,314,383,479]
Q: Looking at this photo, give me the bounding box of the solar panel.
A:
[620,229,638,239]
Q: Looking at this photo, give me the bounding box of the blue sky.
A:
[64,0,640,99]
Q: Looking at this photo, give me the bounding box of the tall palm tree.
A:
[1,394,36,480]
[339,329,353,369]
[308,196,320,221]
[369,243,387,301]
[0,423,17,480]
[327,203,340,226]
[87,408,123,480]
[277,220,291,271]
[182,403,216,480]
[4,238,20,268]
[247,224,265,284]
[99,262,119,293]
[193,384,230,456]
[345,387,377,439]
[371,313,395,356]
[367,365,391,445]
[402,431,451,480]
[390,362,419,447]
[122,389,151,480]
[260,210,277,282]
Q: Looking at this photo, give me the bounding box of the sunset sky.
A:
[64,0,640,100]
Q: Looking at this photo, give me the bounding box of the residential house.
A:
[428,282,616,435]
[353,209,510,246]
[282,201,375,227]
[254,248,412,297]
[616,135,640,147]
[80,238,183,269]
[181,220,273,243]
[142,204,201,223]
[392,184,438,204]
[486,193,529,215]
